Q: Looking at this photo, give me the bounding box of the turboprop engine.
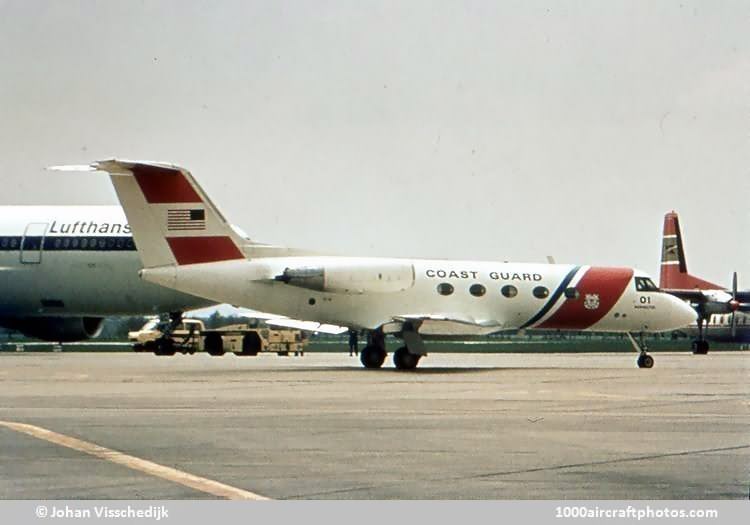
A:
[275,260,415,295]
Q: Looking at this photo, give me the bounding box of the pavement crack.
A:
[463,443,750,480]
[284,485,377,499]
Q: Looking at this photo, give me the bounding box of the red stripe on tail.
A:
[166,236,244,265]
[537,267,633,330]
[131,164,202,204]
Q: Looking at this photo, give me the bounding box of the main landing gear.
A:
[393,347,421,370]
[360,330,387,369]
[360,345,387,369]
[359,327,426,370]
[692,339,709,355]
[692,317,710,355]
[627,332,654,369]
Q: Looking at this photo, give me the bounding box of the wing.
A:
[664,288,750,314]
[230,308,350,334]
[663,289,717,302]
[383,314,503,336]
[265,318,349,335]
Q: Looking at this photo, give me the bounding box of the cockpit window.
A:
[635,277,659,292]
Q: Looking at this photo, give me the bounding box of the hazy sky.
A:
[1,1,748,284]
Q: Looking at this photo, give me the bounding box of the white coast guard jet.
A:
[53,160,697,369]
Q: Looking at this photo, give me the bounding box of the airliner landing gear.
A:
[153,337,176,356]
[692,318,709,355]
[360,330,386,369]
[361,345,386,368]
[394,323,427,370]
[636,353,654,369]
[153,311,183,356]
[692,340,709,354]
[627,332,654,369]
[393,347,421,370]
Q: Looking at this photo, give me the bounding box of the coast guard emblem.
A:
[584,293,600,310]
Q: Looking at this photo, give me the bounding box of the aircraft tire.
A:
[692,340,709,355]
[153,338,176,356]
[637,354,654,369]
[360,345,386,369]
[393,347,420,370]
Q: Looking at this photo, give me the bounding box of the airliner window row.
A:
[715,315,747,325]
[438,282,555,299]
[0,236,136,251]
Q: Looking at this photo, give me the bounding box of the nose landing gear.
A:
[627,332,654,369]
[636,353,654,369]
[152,311,183,356]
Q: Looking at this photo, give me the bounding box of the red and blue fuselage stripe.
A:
[520,265,580,329]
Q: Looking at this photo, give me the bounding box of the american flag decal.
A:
[167,208,206,231]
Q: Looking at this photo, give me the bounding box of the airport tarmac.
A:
[0,351,748,499]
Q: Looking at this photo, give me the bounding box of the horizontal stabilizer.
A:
[48,164,97,172]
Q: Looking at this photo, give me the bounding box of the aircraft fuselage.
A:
[142,256,696,335]
[0,206,213,318]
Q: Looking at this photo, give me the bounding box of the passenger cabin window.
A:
[437,283,454,296]
[533,286,549,299]
[564,287,580,300]
[635,277,659,292]
[469,283,486,297]
[501,285,518,298]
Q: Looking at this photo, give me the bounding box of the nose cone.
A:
[668,295,698,329]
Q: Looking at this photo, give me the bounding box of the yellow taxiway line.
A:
[0,420,270,500]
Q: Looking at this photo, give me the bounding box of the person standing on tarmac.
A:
[348,329,359,356]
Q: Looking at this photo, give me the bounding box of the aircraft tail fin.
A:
[52,160,246,268]
[659,211,721,290]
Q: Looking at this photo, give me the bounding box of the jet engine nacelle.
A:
[0,316,105,342]
[276,261,415,295]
